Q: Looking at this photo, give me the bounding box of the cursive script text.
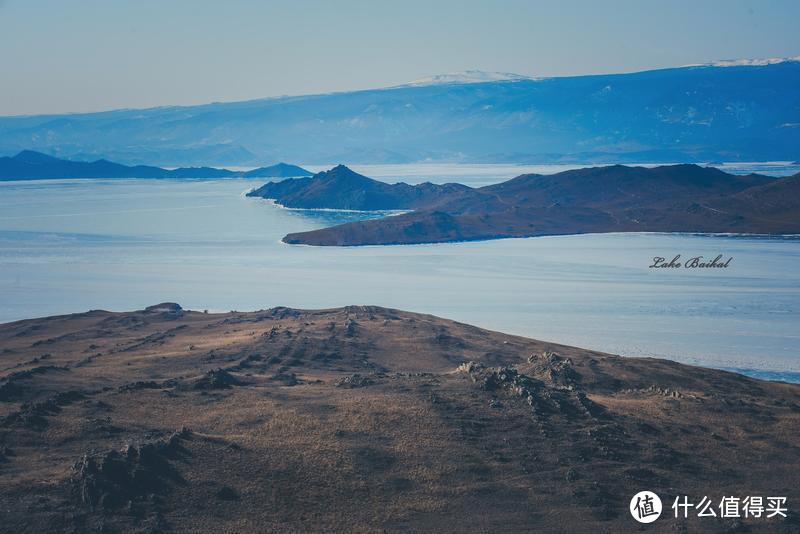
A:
[649,254,732,269]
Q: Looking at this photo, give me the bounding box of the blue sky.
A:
[1,0,799,115]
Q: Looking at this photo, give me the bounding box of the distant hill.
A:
[243,163,312,178]
[0,60,798,165]
[480,164,771,208]
[0,151,309,180]
[247,164,475,210]
[269,164,800,245]
[712,172,800,221]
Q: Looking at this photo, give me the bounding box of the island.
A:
[241,162,313,179]
[0,304,797,531]
[0,150,312,180]
[245,164,800,245]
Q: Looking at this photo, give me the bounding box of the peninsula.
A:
[245,164,800,246]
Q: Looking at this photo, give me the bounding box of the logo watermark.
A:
[672,495,787,519]
[630,492,788,523]
[630,491,662,523]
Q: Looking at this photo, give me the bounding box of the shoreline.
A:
[283,229,800,248]
[248,195,410,215]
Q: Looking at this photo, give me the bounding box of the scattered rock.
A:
[0,365,69,401]
[621,384,685,399]
[527,351,579,386]
[192,369,242,390]
[2,390,86,429]
[118,380,161,392]
[268,307,301,320]
[335,374,372,388]
[118,325,189,353]
[458,361,605,422]
[345,318,357,337]
[85,417,124,435]
[263,326,279,340]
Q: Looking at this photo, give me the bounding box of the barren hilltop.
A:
[1,304,798,532]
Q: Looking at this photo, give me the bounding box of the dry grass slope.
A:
[0,304,798,532]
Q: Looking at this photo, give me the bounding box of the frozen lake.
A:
[1,163,798,381]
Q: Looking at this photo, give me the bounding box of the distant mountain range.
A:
[0,151,311,180]
[0,59,799,166]
[246,164,800,245]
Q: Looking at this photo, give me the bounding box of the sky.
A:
[1,0,799,116]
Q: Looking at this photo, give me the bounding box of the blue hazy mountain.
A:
[0,151,311,180]
[0,60,798,166]
[242,162,313,178]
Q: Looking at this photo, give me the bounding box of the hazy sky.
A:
[1,0,799,116]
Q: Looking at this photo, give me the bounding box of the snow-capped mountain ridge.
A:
[689,56,800,68]
[401,70,535,86]
[1,60,798,165]
[401,57,800,88]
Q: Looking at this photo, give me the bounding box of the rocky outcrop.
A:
[72,428,191,510]
[144,302,184,319]
[2,390,86,429]
[527,351,580,387]
[335,373,372,388]
[0,365,69,401]
[457,361,604,420]
[192,369,242,390]
[620,384,687,399]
